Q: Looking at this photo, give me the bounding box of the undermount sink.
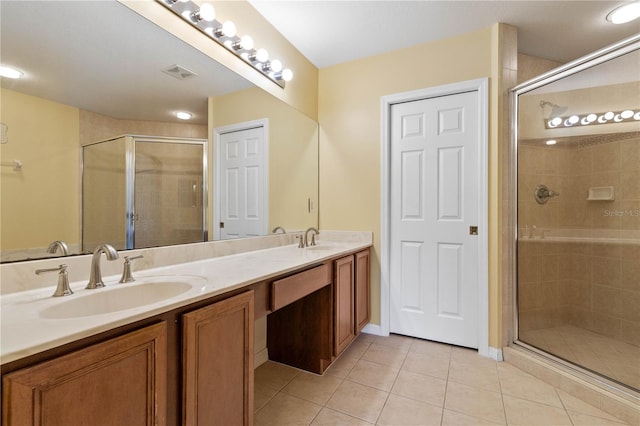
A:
[304,245,335,252]
[39,279,201,319]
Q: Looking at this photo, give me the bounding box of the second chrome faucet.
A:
[86,243,119,289]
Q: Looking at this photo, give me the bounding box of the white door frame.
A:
[213,118,269,240]
[378,78,490,358]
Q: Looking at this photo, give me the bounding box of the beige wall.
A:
[318,25,509,347]
[0,88,81,254]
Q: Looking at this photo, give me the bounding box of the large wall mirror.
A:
[0,1,319,263]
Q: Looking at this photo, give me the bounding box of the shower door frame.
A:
[509,34,640,395]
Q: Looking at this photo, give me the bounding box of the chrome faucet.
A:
[119,255,144,283]
[272,226,286,234]
[36,264,73,297]
[304,227,319,247]
[86,244,119,289]
[47,240,69,256]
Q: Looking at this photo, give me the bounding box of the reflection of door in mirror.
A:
[82,136,207,253]
[217,123,267,240]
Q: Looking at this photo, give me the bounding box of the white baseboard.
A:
[361,323,387,336]
[254,347,269,368]
[488,346,504,361]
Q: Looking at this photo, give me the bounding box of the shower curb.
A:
[503,345,640,425]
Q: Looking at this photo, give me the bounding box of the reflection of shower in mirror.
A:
[539,100,568,118]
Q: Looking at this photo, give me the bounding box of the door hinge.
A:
[220,222,225,229]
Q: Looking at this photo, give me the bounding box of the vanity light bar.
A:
[157,0,293,88]
[545,109,640,129]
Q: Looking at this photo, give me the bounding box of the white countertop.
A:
[1,240,371,365]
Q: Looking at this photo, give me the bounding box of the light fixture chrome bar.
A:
[545,109,640,129]
[156,0,291,88]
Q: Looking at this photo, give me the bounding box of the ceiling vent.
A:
[162,64,197,80]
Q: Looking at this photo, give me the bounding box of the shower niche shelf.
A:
[587,186,614,201]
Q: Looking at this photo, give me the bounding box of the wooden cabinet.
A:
[334,249,371,356]
[2,322,167,426]
[267,263,333,374]
[334,255,356,355]
[355,249,371,333]
[182,291,254,426]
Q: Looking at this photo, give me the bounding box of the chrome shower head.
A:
[540,100,568,118]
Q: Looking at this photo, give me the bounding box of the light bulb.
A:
[606,1,640,24]
[240,35,254,50]
[548,117,562,128]
[255,48,269,63]
[614,114,623,122]
[604,111,615,120]
[176,111,192,120]
[222,21,236,37]
[568,115,579,124]
[0,65,23,79]
[598,115,608,123]
[586,113,597,123]
[270,59,283,72]
[634,112,640,120]
[281,68,293,82]
[545,140,557,146]
[198,3,215,21]
[621,110,634,119]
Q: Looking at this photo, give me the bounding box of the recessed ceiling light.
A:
[0,65,23,79]
[176,111,192,120]
[607,0,640,24]
[545,140,557,146]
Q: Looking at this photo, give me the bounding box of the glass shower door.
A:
[514,40,640,392]
[82,137,128,252]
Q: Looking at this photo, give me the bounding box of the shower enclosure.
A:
[82,135,207,252]
[512,36,639,393]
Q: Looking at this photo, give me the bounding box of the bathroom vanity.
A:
[0,238,371,425]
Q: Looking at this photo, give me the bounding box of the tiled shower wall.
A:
[517,134,640,347]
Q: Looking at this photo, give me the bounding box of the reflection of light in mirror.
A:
[548,109,638,128]
[606,0,640,24]
[0,65,23,79]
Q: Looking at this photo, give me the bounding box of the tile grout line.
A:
[496,356,510,425]
[372,337,414,425]
[439,347,453,426]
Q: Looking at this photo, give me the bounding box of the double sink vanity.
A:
[0,232,372,425]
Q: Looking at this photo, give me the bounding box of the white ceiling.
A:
[248,0,640,68]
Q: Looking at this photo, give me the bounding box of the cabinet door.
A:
[182,291,254,426]
[2,322,167,426]
[334,255,355,355]
[355,249,371,333]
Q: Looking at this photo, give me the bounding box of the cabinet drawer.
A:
[271,264,331,311]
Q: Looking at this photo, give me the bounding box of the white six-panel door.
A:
[389,90,480,348]
[218,126,267,239]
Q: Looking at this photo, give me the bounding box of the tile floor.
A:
[254,333,631,425]
[520,325,640,391]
